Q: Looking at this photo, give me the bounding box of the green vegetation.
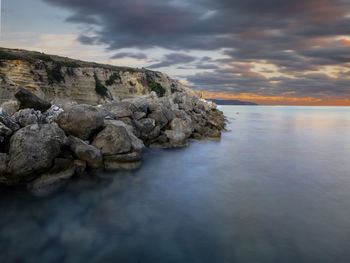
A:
[0,50,22,60]
[94,73,109,97]
[105,72,121,86]
[27,51,53,62]
[147,78,166,97]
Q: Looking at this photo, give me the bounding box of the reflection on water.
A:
[1,106,350,263]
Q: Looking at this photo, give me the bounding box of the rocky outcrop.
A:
[0,50,226,194]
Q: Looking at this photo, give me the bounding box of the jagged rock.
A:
[133,111,147,120]
[56,104,104,140]
[92,125,132,155]
[134,118,160,141]
[1,100,19,115]
[104,120,145,153]
[102,101,137,119]
[164,118,194,147]
[7,123,66,182]
[15,87,51,112]
[0,122,13,138]
[13,108,45,127]
[27,158,75,196]
[68,136,103,169]
[0,109,20,132]
[43,105,64,123]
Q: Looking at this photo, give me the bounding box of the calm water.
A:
[1,106,350,263]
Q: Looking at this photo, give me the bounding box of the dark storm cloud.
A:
[111,52,148,60]
[148,53,197,68]
[43,0,350,98]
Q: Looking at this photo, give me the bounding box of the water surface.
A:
[1,106,350,263]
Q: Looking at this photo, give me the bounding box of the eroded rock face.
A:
[15,87,51,112]
[7,123,66,182]
[56,104,104,140]
[68,136,103,169]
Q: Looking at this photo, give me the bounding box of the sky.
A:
[1,0,350,105]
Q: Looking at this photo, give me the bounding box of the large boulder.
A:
[56,104,104,140]
[15,87,51,112]
[0,153,9,176]
[68,136,103,169]
[14,108,45,127]
[92,125,132,155]
[7,123,66,182]
[134,118,160,141]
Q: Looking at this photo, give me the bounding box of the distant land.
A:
[209,99,258,106]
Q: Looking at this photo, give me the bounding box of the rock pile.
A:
[0,88,225,193]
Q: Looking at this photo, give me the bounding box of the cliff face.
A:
[0,48,188,105]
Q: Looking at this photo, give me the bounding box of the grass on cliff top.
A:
[0,48,145,73]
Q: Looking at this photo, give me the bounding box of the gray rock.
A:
[74,160,87,176]
[43,105,64,123]
[7,123,66,182]
[15,87,51,112]
[0,109,20,132]
[104,120,145,152]
[56,104,104,140]
[27,158,75,196]
[92,125,132,155]
[68,136,103,169]
[14,108,45,127]
[134,118,160,141]
[104,152,142,171]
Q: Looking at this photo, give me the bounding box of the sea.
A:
[0,106,350,263]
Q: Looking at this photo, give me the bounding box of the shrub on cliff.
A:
[147,79,166,97]
[94,73,109,97]
[105,72,121,86]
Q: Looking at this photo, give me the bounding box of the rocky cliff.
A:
[0,47,189,105]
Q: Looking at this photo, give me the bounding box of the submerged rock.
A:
[56,104,104,140]
[27,158,75,196]
[15,87,51,112]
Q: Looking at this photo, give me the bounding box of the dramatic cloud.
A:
[148,53,197,68]
[111,52,148,60]
[43,0,350,101]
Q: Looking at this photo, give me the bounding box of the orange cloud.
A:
[203,91,350,106]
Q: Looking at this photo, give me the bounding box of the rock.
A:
[1,100,19,115]
[104,152,142,171]
[0,122,13,138]
[15,87,51,112]
[43,105,64,123]
[68,136,103,169]
[104,120,145,152]
[27,158,75,196]
[133,111,146,120]
[56,104,104,140]
[92,125,132,155]
[0,109,20,132]
[134,118,160,141]
[14,108,45,127]
[164,118,194,147]
[103,101,137,118]
[7,123,66,182]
